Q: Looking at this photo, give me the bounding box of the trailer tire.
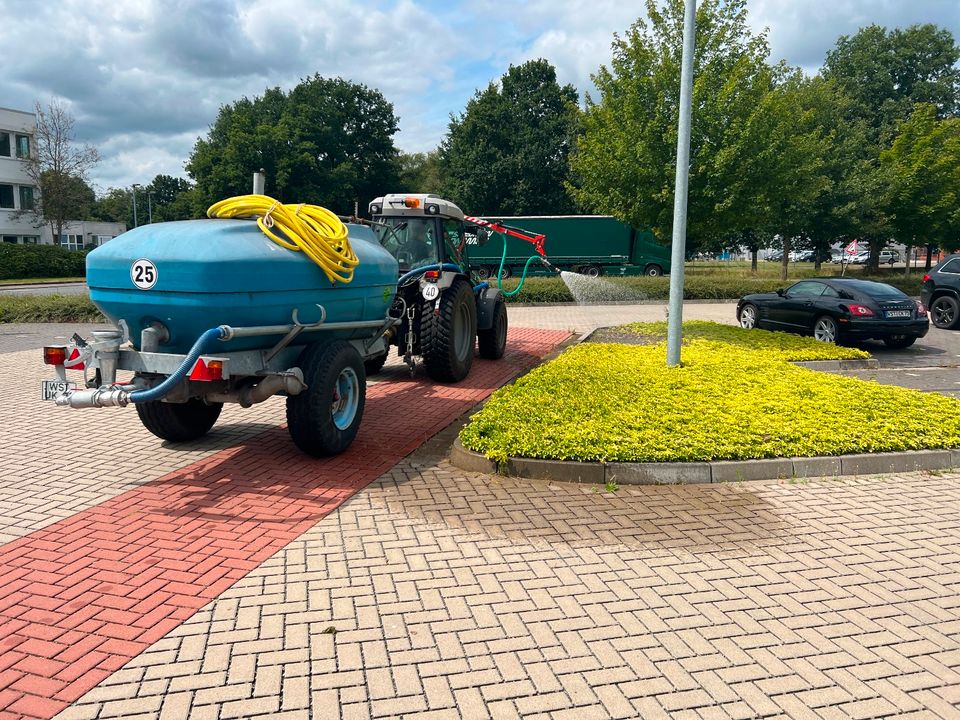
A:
[498,265,512,280]
[583,264,602,278]
[644,264,663,277]
[286,340,365,457]
[478,298,507,360]
[363,351,389,376]
[476,265,495,280]
[136,398,223,443]
[421,278,476,382]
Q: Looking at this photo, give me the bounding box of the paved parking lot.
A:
[0,304,958,719]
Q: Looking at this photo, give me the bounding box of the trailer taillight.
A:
[43,346,67,365]
[190,358,224,382]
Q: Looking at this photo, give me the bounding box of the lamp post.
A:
[132,183,141,228]
[666,0,697,367]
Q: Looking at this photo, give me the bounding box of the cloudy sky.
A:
[2,0,958,194]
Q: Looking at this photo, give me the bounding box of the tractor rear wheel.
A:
[136,397,222,442]
[478,298,507,360]
[421,278,477,382]
[286,340,366,456]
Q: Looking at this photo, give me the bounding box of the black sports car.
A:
[736,278,929,348]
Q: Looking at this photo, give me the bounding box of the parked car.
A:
[921,254,960,329]
[844,249,901,265]
[737,278,929,348]
[765,251,784,262]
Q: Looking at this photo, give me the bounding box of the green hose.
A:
[495,234,540,297]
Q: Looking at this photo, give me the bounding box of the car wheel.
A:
[813,315,839,344]
[738,303,758,329]
[883,335,916,349]
[930,296,960,329]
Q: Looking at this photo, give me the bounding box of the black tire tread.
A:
[478,300,507,360]
[421,279,476,382]
[136,398,222,442]
[286,341,365,457]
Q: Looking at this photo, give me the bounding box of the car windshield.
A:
[372,218,439,271]
[837,280,907,300]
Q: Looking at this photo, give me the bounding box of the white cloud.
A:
[1,0,957,191]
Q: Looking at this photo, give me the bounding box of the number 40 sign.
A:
[130,258,158,290]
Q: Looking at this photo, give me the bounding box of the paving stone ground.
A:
[1,304,959,719]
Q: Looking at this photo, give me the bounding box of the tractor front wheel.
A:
[421,279,477,382]
[478,298,507,360]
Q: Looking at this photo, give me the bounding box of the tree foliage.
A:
[397,151,443,194]
[881,104,960,254]
[570,0,782,251]
[23,100,100,245]
[439,59,579,215]
[186,75,400,213]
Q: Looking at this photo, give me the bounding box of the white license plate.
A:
[886,310,911,318]
[41,379,75,401]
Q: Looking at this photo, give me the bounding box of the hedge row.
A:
[0,273,927,324]
[0,244,89,281]
[0,294,104,323]
[498,273,925,303]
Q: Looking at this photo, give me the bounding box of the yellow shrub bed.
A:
[460,324,960,464]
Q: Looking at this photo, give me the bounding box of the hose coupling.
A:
[56,387,131,408]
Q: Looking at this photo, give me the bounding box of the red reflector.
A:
[424,270,440,280]
[922,274,930,283]
[847,304,875,317]
[64,347,85,371]
[43,346,67,365]
[189,358,224,381]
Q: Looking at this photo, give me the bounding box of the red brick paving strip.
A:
[0,328,569,720]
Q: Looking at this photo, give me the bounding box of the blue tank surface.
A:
[87,219,399,353]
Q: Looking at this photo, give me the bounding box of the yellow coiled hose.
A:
[207,194,358,284]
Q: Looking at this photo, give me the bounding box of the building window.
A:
[94,235,114,246]
[59,234,85,250]
[19,186,34,210]
[21,236,38,244]
[0,184,14,209]
[2,236,17,244]
[15,135,29,159]
[0,132,9,157]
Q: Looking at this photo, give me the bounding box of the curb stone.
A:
[451,439,958,485]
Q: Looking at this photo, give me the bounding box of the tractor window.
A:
[443,219,464,254]
[372,218,439,271]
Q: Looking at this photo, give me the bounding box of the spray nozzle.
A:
[539,257,561,275]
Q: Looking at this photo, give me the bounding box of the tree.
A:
[823,24,960,144]
[145,175,199,222]
[821,24,959,270]
[570,0,780,255]
[398,151,443,194]
[187,76,400,214]
[22,100,100,245]
[881,104,960,268]
[439,59,580,215]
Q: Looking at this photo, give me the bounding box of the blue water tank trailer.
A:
[87,219,398,353]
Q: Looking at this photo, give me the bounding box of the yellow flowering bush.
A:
[460,326,960,463]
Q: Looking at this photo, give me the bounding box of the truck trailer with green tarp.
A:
[465,215,671,279]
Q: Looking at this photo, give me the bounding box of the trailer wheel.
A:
[136,398,223,443]
[478,298,507,360]
[644,264,663,277]
[364,351,389,376]
[421,278,476,382]
[476,265,494,280]
[498,265,512,280]
[286,340,366,457]
[583,264,602,278]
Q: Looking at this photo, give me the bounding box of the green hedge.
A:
[0,294,103,323]
[499,273,925,303]
[0,244,89,281]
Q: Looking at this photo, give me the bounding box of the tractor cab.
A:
[368,194,472,273]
